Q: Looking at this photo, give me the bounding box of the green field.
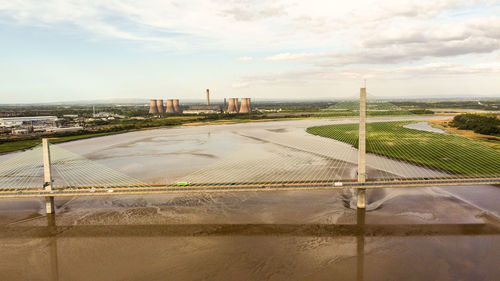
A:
[307,121,500,176]
[0,131,129,154]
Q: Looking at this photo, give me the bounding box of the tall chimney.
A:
[206,89,210,106]
[149,99,158,114]
[156,99,165,113]
[223,98,227,112]
[166,99,175,113]
[173,99,181,113]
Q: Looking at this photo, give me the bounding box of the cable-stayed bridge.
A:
[0,89,499,213]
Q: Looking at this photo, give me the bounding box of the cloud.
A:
[264,16,500,66]
[2,1,500,100]
[237,56,253,61]
[221,5,287,21]
[265,52,325,61]
[0,0,490,52]
[393,62,500,75]
[234,62,500,87]
[232,82,250,88]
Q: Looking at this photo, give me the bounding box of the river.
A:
[0,116,498,281]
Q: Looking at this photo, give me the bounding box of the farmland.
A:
[307,121,500,176]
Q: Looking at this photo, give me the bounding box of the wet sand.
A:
[0,117,499,280]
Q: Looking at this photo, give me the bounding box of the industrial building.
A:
[44,127,83,134]
[183,105,223,114]
[149,99,158,114]
[149,99,182,114]
[227,98,239,113]
[148,89,252,115]
[182,89,223,114]
[156,99,164,113]
[239,98,252,113]
[226,98,251,113]
[0,116,59,128]
[0,116,83,136]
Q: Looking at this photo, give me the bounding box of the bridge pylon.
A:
[357,87,367,209]
[42,138,55,214]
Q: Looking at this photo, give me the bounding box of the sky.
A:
[1,0,500,103]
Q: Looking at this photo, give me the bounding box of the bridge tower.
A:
[42,138,55,214]
[357,88,367,209]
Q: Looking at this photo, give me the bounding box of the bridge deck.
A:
[0,177,498,198]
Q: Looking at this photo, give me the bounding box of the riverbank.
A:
[0,113,439,155]
[430,118,500,150]
[306,121,500,175]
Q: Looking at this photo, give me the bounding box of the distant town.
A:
[0,90,499,154]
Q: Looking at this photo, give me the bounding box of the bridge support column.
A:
[357,189,366,209]
[45,196,55,214]
[42,138,55,214]
[357,87,367,209]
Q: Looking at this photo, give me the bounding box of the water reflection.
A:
[47,214,59,281]
[357,208,365,281]
[34,208,500,281]
[41,210,367,281]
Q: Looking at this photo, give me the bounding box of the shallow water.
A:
[403,121,446,134]
[0,117,499,280]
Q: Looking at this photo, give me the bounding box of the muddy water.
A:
[0,117,499,281]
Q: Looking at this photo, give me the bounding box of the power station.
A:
[239,98,251,113]
[149,100,158,114]
[227,98,239,113]
[165,99,175,113]
[156,99,164,113]
[148,89,252,114]
[173,99,180,113]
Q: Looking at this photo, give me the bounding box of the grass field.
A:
[307,121,500,176]
[0,131,130,154]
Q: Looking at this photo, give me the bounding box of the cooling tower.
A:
[166,99,175,113]
[239,98,251,113]
[206,89,210,106]
[227,98,239,113]
[149,99,158,114]
[173,99,181,113]
[156,99,165,113]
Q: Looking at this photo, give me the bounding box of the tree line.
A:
[450,114,500,136]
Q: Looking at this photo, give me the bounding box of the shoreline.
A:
[0,114,439,155]
[0,116,317,155]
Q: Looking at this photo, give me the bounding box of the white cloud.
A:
[235,62,500,87]
[232,82,250,88]
[263,17,500,66]
[2,0,500,98]
[265,52,325,61]
[237,56,253,61]
[0,0,492,52]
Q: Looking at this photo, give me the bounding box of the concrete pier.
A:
[42,138,55,214]
[357,88,367,209]
[45,197,55,214]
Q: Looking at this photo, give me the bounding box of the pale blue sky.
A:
[1,0,500,103]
